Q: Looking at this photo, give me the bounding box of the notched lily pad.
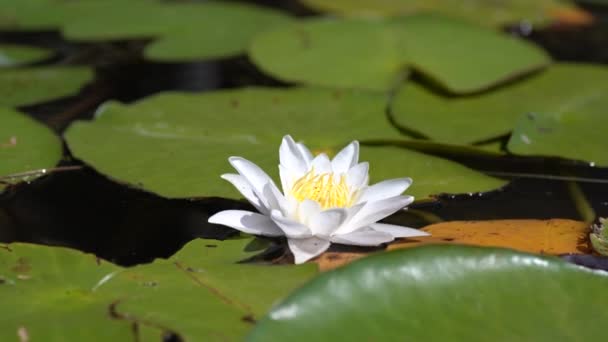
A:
[393,14,550,94]
[391,63,608,145]
[0,237,316,341]
[1,0,292,62]
[249,245,608,341]
[360,145,507,201]
[299,0,582,28]
[249,14,550,93]
[249,17,406,91]
[65,87,505,200]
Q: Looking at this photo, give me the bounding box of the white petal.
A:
[369,223,430,238]
[337,195,414,235]
[229,157,277,200]
[346,162,369,189]
[279,135,308,177]
[331,230,394,246]
[263,182,288,214]
[331,141,359,174]
[288,237,331,264]
[311,153,332,174]
[356,177,412,204]
[208,210,283,236]
[220,174,268,215]
[270,210,312,238]
[297,199,321,226]
[296,142,314,166]
[310,208,347,237]
[279,164,293,194]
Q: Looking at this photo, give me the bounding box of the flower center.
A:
[290,170,351,209]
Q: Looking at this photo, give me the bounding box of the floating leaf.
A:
[360,145,506,201]
[249,245,608,341]
[0,108,62,188]
[390,219,591,254]
[0,238,316,341]
[393,14,550,94]
[299,0,581,27]
[0,44,51,67]
[64,87,505,199]
[1,0,292,62]
[507,110,608,166]
[391,63,608,145]
[249,18,405,91]
[0,66,93,106]
[249,14,549,93]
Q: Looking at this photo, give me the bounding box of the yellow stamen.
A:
[290,169,352,209]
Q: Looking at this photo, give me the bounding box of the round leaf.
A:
[0,238,316,341]
[64,87,504,199]
[1,0,292,62]
[360,145,506,201]
[0,44,52,67]
[391,63,608,144]
[507,110,608,166]
[0,108,62,184]
[0,66,93,106]
[249,18,406,91]
[249,15,550,93]
[299,0,580,27]
[393,14,550,94]
[249,245,608,341]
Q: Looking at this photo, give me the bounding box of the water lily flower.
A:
[208,135,429,264]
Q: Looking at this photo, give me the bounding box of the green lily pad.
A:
[0,44,52,67]
[393,14,550,94]
[249,245,608,341]
[249,15,549,93]
[507,111,608,166]
[0,0,292,62]
[0,66,93,107]
[249,18,405,91]
[0,108,62,188]
[0,237,316,341]
[361,145,506,200]
[299,0,578,27]
[391,63,608,145]
[64,87,504,200]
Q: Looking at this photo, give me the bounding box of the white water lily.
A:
[208,135,429,264]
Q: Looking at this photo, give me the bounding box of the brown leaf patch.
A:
[390,219,591,255]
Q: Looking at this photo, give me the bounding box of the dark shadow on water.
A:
[0,165,246,266]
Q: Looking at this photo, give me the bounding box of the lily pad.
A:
[0,0,292,62]
[391,63,608,145]
[0,44,52,67]
[507,110,608,166]
[393,14,550,94]
[249,14,549,93]
[249,18,406,91]
[0,237,316,341]
[0,66,93,106]
[64,87,505,200]
[299,0,579,27]
[249,245,608,341]
[360,145,506,200]
[0,107,62,187]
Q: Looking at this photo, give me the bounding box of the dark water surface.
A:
[1,0,608,266]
